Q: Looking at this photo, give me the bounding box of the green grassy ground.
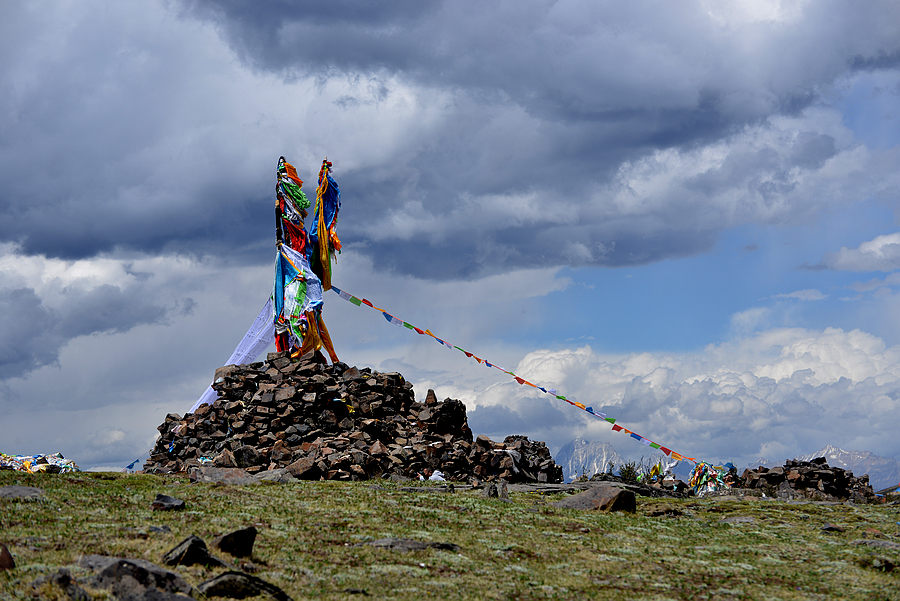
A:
[1,471,899,600]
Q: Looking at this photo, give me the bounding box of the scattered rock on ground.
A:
[0,485,45,501]
[213,526,258,558]
[853,539,900,551]
[151,493,185,511]
[721,516,756,524]
[79,554,193,599]
[361,538,461,553]
[163,534,226,567]
[196,570,292,601]
[551,485,636,512]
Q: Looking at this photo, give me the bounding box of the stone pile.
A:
[738,456,875,502]
[143,351,563,483]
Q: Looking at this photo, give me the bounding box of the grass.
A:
[1,470,899,600]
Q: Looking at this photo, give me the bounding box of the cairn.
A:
[738,457,874,502]
[143,351,563,483]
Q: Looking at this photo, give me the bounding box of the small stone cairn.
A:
[143,351,563,484]
[738,457,875,502]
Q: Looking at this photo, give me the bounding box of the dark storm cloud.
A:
[0,283,180,379]
[174,0,900,276]
[0,288,59,380]
[2,1,899,280]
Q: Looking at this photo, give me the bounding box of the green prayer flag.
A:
[349,297,362,306]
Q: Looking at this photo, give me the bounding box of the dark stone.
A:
[150,494,185,511]
[0,485,45,501]
[551,485,636,512]
[362,538,460,553]
[163,534,226,567]
[213,526,258,558]
[30,568,89,600]
[428,399,472,441]
[196,570,292,601]
[80,554,193,598]
[0,543,14,570]
[821,523,845,533]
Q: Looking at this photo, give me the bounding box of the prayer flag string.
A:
[331,286,698,464]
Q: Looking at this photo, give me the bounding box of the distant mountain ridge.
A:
[555,438,624,482]
[557,439,900,490]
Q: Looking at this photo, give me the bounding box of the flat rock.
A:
[196,570,292,601]
[551,485,636,512]
[254,468,294,483]
[508,481,683,499]
[721,516,756,524]
[361,538,460,553]
[190,466,260,485]
[853,539,900,551]
[80,554,193,598]
[151,493,185,511]
[0,485,45,501]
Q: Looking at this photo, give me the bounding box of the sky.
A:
[2,0,900,471]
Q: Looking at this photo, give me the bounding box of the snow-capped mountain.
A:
[795,444,900,492]
[555,438,625,482]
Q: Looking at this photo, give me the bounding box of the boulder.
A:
[551,485,636,512]
[79,554,193,599]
